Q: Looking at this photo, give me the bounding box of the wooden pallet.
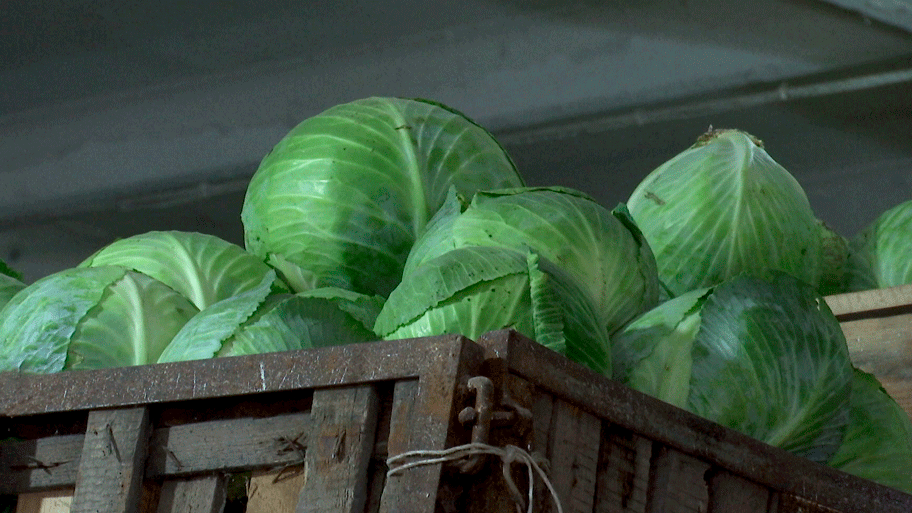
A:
[2,330,911,513]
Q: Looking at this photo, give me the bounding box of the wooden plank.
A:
[247,467,306,513]
[705,472,769,513]
[772,493,842,513]
[1,435,83,493]
[14,489,72,513]
[595,426,653,513]
[156,475,227,513]
[646,447,710,513]
[296,385,380,513]
[70,407,151,513]
[545,399,602,513]
[146,412,310,478]
[824,283,912,317]
[379,337,486,513]
[0,335,467,417]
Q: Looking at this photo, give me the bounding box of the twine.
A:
[386,442,564,513]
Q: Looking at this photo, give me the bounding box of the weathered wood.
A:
[296,385,380,513]
[544,399,601,513]
[147,412,310,478]
[378,338,486,513]
[156,475,227,513]
[14,489,72,513]
[706,472,769,513]
[595,426,653,513]
[646,447,710,513]
[824,283,912,317]
[246,467,307,513]
[70,407,151,513]
[0,335,468,417]
[1,434,83,493]
[773,492,843,513]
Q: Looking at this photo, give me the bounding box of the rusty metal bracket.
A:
[456,375,533,474]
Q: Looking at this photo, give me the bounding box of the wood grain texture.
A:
[70,407,151,513]
[1,435,83,493]
[296,385,380,513]
[156,475,227,513]
[246,468,307,513]
[705,472,769,513]
[146,412,311,478]
[646,447,710,513]
[595,426,653,513]
[14,489,72,513]
[824,284,912,317]
[545,398,602,513]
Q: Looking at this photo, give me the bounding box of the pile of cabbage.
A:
[0,98,909,492]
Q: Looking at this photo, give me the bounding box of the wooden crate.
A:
[825,283,912,419]
[2,330,911,513]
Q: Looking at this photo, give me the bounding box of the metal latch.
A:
[456,375,533,474]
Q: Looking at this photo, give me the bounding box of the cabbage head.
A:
[80,230,288,310]
[374,246,612,374]
[158,271,383,362]
[827,368,912,493]
[404,186,659,336]
[611,272,852,463]
[241,97,524,297]
[627,129,823,297]
[0,266,198,372]
[845,199,912,291]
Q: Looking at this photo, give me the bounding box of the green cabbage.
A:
[627,129,823,297]
[845,199,912,291]
[81,230,288,310]
[612,272,852,463]
[0,266,198,372]
[374,246,612,374]
[402,187,659,336]
[241,97,524,297]
[158,271,383,362]
[827,368,912,493]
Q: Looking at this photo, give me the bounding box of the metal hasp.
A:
[456,375,533,474]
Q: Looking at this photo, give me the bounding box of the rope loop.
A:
[387,442,563,513]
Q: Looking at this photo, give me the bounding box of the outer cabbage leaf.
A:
[613,272,852,463]
[241,97,524,297]
[80,230,288,310]
[845,199,912,291]
[159,271,383,362]
[403,187,659,335]
[627,129,822,297]
[827,368,912,493]
[375,246,611,374]
[0,266,197,373]
[0,273,26,310]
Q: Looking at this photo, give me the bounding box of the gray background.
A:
[2,0,911,282]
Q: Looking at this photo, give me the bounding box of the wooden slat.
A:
[706,472,769,513]
[545,399,601,513]
[646,447,710,513]
[70,407,151,513]
[824,283,912,317]
[296,385,380,513]
[156,475,227,513]
[377,380,419,513]
[1,435,83,493]
[14,489,72,513]
[0,335,468,417]
[146,412,310,478]
[246,467,307,513]
[595,426,653,513]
